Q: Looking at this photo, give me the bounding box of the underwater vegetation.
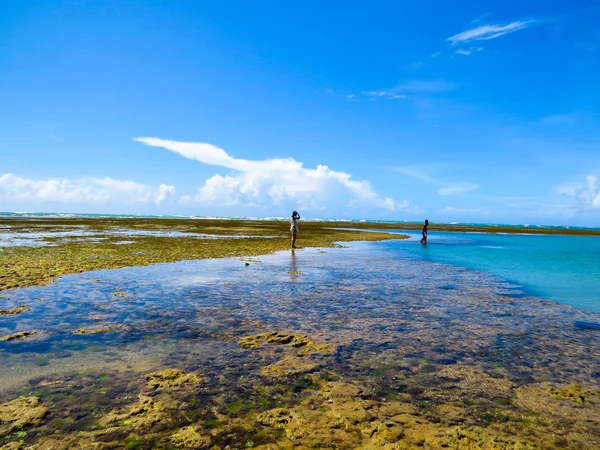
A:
[0,222,599,448]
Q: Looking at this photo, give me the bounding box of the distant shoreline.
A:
[1,214,599,236]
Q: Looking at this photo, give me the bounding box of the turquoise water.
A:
[379,230,600,313]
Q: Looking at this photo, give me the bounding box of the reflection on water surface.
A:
[1,243,599,449]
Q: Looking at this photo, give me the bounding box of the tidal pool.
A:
[1,242,599,449]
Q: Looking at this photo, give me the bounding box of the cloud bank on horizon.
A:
[0,173,175,206]
[134,137,411,214]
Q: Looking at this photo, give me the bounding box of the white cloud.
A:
[346,94,356,99]
[0,173,175,206]
[447,21,535,46]
[558,175,600,208]
[395,165,479,196]
[437,183,479,196]
[363,91,407,101]
[454,47,483,56]
[135,137,409,213]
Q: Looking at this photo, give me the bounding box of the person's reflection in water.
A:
[289,249,300,281]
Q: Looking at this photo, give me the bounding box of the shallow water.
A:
[367,230,600,313]
[1,242,600,448]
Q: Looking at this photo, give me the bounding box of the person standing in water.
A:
[290,211,300,249]
[420,219,429,244]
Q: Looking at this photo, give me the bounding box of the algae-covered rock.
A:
[548,384,599,404]
[239,331,330,355]
[0,396,48,434]
[441,426,537,449]
[170,425,211,448]
[0,305,29,316]
[0,442,25,450]
[260,357,318,377]
[0,330,39,341]
[71,324,130,334]
[100,395,166,429]
[146,368,202,389]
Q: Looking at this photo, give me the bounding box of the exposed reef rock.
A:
[0,305,29,316]
[0,330,39,341]
[145,368,202,390]
[0,397,48,434]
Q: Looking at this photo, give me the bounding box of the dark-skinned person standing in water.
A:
[290,211,300,249]
[420,219,429,244]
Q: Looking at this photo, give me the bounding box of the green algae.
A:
[0,217,406,292]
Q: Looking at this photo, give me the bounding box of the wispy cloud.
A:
[454,47,483,56]
[395,165,479,196]
[438,183,479,196]
[360,79,455,102]
[0,173,175,205]
[136,137,410,213]
[447,20,535,46]
[558,175,600,208]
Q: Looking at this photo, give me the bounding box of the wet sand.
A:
[1,241,599,449]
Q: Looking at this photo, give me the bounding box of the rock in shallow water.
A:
[0,396,48,434]
[145,368,202,389]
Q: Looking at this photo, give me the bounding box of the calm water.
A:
[1,241,600,448]
[373,231,600,313]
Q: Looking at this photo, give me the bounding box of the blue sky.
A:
[1,1,599,224]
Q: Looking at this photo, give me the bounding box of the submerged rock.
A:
[0,442,25,450]
[261,357,319,377]
[145,368,202,389]
[71,324,130,334]
[441,426,537,449]
[238,331,331,355]
[0,396,48,434]
[0,305,29,316]
[548,384,599,404]
[0,330,39,341]
[100,395,166,429]
[170,425,211,448]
